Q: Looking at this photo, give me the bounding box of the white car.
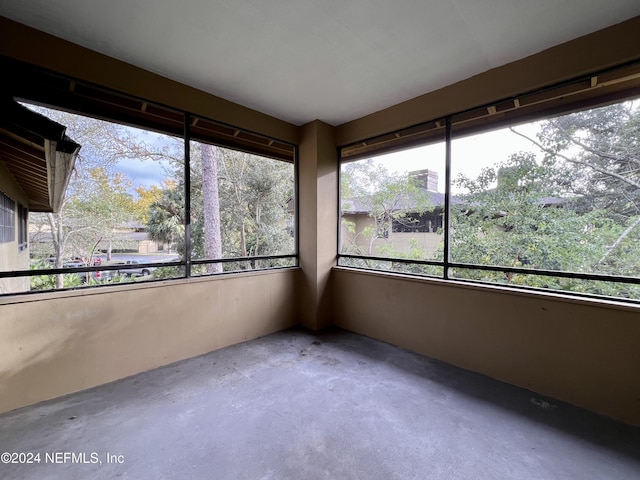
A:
[120,260,156,277]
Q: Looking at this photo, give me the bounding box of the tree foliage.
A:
[146,145,295,271]
[146,182,186,256]
[452,100,640,298]
[452,153,605,272]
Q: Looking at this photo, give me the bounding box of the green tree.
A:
[67,167,136,261]
[218,149,294,263]
[146,183,186,256]
[452,100,640,298]
[451,152,604,276]
[147,146,294,271]
[511,101,640,275]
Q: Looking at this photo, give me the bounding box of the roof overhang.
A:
[0,98,80,212]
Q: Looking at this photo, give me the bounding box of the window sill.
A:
[332,266,640,313]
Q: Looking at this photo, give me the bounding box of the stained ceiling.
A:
[1,1,640,126]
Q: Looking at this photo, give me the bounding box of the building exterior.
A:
[341,170,447,258]
[0,100,79,293]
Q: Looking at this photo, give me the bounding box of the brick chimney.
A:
[409,169,438,192]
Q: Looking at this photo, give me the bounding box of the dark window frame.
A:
[0,61,299,296]
[338,60,640,304]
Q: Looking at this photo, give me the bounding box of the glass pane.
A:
[340,134,446,271]
[189,138,295,276]
[450,98,640,300]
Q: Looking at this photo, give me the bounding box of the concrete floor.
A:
[1,328,639,480]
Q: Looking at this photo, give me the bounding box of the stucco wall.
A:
[341,214,442,257]
[0,269,298,413]
[332,267,640,426]
[298,120,338,330]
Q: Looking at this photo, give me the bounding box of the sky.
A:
[368,122,543,194]
[125,122,544,196]
[114,129,179,192]
[26,100,545,198]
[22,102,179,197]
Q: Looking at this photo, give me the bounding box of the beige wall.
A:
[298,121,338,330]
[0,269,298,413]
[0,162,30,293]
[332,268,640,426]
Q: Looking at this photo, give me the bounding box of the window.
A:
[340,137,445,277]
[24,105,187,289]
[449,101,640,299]
[0,192,15,244]
[17,204,27,252]
[189,137,296,275]
[392,212,443,233]
[0,60,297,295]
[339,62,640,302]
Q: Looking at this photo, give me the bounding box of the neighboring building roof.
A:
[122,221,147,230]
[126,231,150,242]
[342,190,564,215]
[0,99,80,212]
[342,190,463,214]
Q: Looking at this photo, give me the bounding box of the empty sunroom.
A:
[1,3,639,479]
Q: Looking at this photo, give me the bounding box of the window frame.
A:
[338,61,640,304]
[0,192,16,244]
[0,61,299,296]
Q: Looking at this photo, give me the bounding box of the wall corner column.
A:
[298,120,338,330]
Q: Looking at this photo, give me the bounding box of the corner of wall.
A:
[297,121,338,330]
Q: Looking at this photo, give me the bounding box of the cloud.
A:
[117,158,170,192]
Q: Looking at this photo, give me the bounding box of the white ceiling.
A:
[1,1,640,126]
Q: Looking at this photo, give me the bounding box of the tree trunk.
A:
[47,213,65,288]
[201,144,223,273]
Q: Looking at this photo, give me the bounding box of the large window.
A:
[0,192,15,244]
[189,137,295,275]
[449,102,640,299]
[0,63,297,295]
[340,65,640,302]
[23,105,188,290]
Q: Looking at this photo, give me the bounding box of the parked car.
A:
[120,260,156,277]
[62,260,117,283]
